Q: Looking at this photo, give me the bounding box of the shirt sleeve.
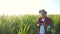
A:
[49,18,53,29]
[36,18,40,27]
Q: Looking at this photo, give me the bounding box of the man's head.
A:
[39,9,47,17]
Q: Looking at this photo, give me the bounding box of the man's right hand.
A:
[37,24,39,26]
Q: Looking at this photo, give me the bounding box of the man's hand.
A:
[36,24,39,26]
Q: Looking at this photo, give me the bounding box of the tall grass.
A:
[0,15,60,34]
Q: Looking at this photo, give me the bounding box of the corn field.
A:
[0,15,60,34]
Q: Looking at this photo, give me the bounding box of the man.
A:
[36,9,53,34]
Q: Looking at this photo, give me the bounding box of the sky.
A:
[0,0,60,15]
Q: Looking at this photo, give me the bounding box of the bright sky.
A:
[0,0,60,15]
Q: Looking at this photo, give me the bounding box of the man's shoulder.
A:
[38,16,42,19]
[46,17,52,20]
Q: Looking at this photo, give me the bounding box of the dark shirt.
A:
[36,16,53,34]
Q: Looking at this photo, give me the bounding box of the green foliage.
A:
[0,15,60,34]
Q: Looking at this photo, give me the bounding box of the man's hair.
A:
[39,9,47,14]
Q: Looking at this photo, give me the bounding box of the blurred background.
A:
[0,0,60,34]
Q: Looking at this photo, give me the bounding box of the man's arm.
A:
[36,18,40,27]
[49,18,54,32]
[49,18,53,29]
